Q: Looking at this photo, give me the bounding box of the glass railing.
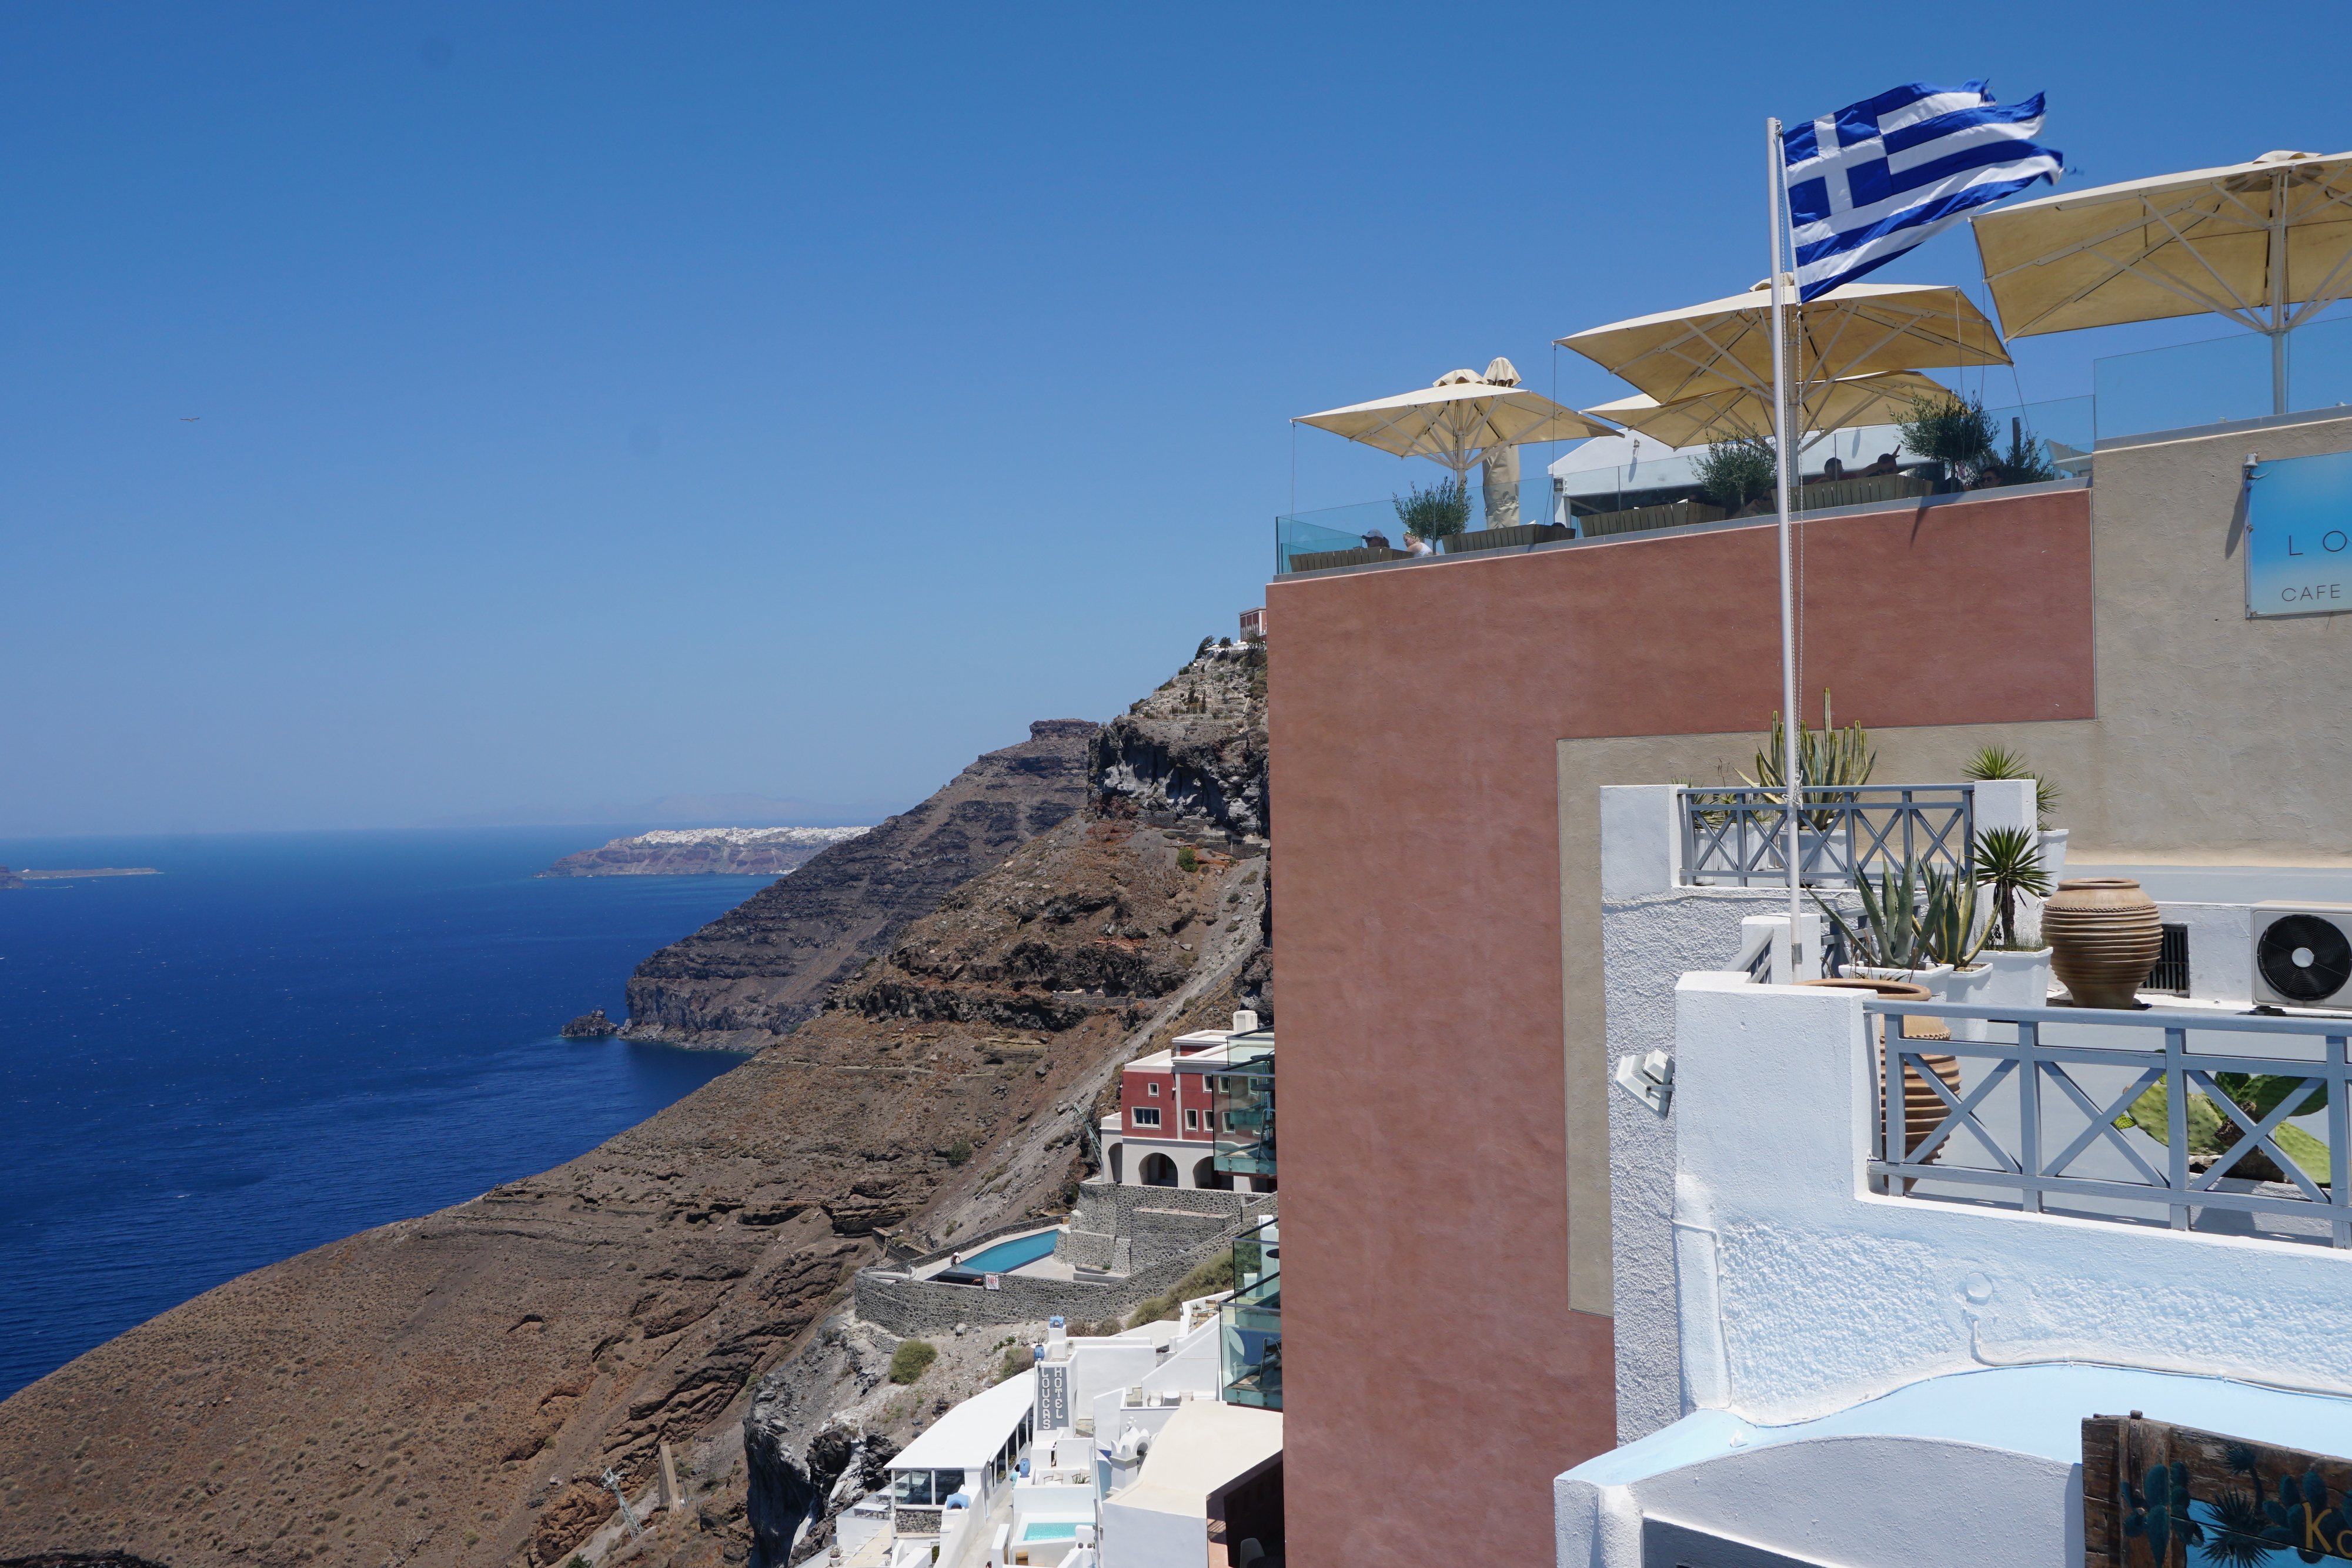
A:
[1220,1298,1281,1410]
[2094,315,2352,443]
[1274,480,1565,573]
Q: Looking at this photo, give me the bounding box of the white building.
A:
[1561,786,2352,1566]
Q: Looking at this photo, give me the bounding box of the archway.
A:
[1109,1144,1124,1183]
[1140,1153,1178,1188]
[1193,1157,1233,1191]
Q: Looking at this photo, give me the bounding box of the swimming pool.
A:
[1020,1521,1080,1542]
[953,1228,1061,1273]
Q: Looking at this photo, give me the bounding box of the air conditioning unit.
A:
[2251,904,2352,1007]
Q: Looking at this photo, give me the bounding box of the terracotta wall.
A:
[1265,486,2093,1568]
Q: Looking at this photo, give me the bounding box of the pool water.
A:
[956,1228,1061,1273]
[1020,1522,1080,1541]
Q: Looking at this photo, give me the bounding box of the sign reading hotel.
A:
[2084,1413,2352,1566]
[2249,449,2352,618]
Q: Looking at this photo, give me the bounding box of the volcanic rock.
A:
[561,1008,620,1038]
[621,720,1097,1047]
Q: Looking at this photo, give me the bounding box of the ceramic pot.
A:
[1801,978,1963,1166]
[2043,878,2163,1009]
[1951,948,2054,1041]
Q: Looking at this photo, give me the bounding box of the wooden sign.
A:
[2085,1413,2352,1566]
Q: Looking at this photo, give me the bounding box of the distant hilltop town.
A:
[534,824,873,877]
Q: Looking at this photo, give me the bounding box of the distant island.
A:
[1,865,159,888]
[534,825,874,878]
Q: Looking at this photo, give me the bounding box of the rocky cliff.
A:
[0,647,1268,1568]
[621,721,1097,1048]
[537,828,874,880]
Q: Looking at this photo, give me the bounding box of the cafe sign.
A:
[2085,1413,2352,1566]
[2247,449,2352,619]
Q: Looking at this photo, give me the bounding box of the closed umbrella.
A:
[1555,280,2009,407]
[1971,149,2352,413]
[1583,369,1953,453]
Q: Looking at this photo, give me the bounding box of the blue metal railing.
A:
[1863,999,2351,1248]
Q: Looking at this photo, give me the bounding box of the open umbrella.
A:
[1583,369,1953,453]
[1294,360,1617,494]
[1971,149,2352,413]
[1555,280,2009,407]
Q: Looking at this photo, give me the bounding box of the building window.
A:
[1147,1082,1160,1096]
[1186,1109,1200,1129]
[1131,1107,1161,1127]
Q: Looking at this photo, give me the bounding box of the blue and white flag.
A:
[1783,81,2060,300]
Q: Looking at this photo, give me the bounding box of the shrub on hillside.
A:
[888,1340,938,1384]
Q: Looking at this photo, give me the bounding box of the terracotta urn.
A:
[2042,878,2163,1009]
[1800,978,1963,1166]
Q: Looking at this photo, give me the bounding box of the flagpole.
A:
[1767,118,1802,961]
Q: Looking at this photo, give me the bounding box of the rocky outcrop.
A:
[561,1009,619,1038]
[1095,641,1269,841]
[537,827,873,879]
[0,661,1268,1568]
[0,867,21,890]
[620,720,1097,1048]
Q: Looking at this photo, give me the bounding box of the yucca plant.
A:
[1973,825,2052,949]
[1812,860,1927,972]
[1963,744,2060,829]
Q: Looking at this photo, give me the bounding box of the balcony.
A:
[1218,1219,1281,1410]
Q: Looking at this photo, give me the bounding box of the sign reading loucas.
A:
[2248,449,2352,618]
[2084,1413,2352,1565]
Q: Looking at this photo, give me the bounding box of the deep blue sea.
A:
[0,828,770,1400]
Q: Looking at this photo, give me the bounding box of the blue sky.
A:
[5,2,2347,834]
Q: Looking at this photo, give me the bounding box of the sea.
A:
[0,828,774,1400]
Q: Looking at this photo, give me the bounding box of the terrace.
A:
[1274,316,2352,576]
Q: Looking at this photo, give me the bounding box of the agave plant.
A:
[1916,867,1992,968]
[1973,826,2052,949]
[1812,860,1927,973]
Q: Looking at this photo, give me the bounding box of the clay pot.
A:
[2042,878,2163,1009]
[1800,979,1964,1165]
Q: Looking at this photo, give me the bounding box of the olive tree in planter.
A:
[1895,389,2000,491]
[1693,432,1776,514]
[1392,477,1469,550]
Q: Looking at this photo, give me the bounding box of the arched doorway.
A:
[1140,1153,1178,1187]
[1109,1144,1124,1183]
[1193,1157,1232,1191]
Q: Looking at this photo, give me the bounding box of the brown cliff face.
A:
[622,720,1096,1047]
[0,653,1267,1568]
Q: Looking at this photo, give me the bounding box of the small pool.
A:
[1020,1521,1080,1542]
[954,1228,1061,1273]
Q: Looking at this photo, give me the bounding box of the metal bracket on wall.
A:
[1613,1050,1675,1117]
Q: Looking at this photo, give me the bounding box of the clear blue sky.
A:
[5,2,2345,833]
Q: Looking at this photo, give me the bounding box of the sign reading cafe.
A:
[2247,449,2352,618]
[2084,1413,2352,1566]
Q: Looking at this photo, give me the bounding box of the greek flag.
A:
[1783,81,2060,300]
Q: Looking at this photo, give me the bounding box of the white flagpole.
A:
[1767,119,1802,958]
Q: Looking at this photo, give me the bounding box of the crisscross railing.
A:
[1679,784,1975,888]
[1863,1000,2352,1248]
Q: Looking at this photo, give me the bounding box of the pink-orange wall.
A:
[1265,489,2092,1567]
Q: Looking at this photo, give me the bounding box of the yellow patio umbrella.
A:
[1554,280,2009,407]
[1293,361,1618,495]
[1583,369,1953,453]
[1971,149,2352,413]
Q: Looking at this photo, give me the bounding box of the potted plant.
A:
[1693,432,1777,516]
[1965,744,2066,912]
[1895,389,2001,492]
[1813,861,1950,990]
[1743,693,1874,881]
[1392,477,1469,552]
[1956,826,2056,1040]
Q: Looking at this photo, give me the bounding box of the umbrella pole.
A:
[1767,119,1802,954]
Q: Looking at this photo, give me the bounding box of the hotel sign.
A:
[2248,450,2352,618]
[2084,1413,2352,1566]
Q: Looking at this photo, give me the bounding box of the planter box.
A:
[1942,949,2054,1040]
